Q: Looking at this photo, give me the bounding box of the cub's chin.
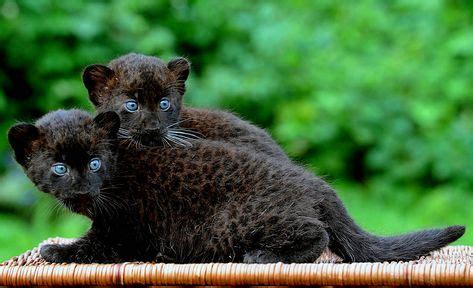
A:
[59,194,95,217]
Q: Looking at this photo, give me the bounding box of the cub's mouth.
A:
[118,127,164,148]
[136,130,166,147]
[59,194,94,216]
[117,128,162,148]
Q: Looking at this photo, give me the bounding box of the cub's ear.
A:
[8,124,40,167]
[167,57,190,83]
[93,111,120,139]
[82,64,116,106]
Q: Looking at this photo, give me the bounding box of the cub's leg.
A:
[208,192,329,264]
[40,232,120,263]
[242,217,329,263]
[210,206,329,263]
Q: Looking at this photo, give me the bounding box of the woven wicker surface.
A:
[0,238,471,286]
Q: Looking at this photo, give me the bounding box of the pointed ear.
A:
[168,57,190,82]
[82,64,116,106]
[93,111,120,139]
[8,124,40,167]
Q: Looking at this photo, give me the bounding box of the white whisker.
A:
[166,134,192,147]
[167,129,201,139]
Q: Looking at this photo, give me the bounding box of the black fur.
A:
[83,53,289,160]
[8,110,465,263]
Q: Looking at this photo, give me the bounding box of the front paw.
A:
[243,249,279,263]
[40,244,75,263]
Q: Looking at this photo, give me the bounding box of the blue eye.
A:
[89,158,101,172]
[159,98,171,111]
[52,163,68,176]
[124,100,138,112]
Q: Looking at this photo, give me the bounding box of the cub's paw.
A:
[243,249,280,264]
[40,244,75,263]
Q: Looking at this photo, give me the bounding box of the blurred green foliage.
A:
[0,0,472,260]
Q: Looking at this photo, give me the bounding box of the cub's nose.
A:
[144,120,160,130]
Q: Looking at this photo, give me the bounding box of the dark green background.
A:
[0,0,471,260]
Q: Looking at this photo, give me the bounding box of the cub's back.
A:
[117,139,322,203]
[180,107,289,161]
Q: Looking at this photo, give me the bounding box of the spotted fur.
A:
[8,110,465,264]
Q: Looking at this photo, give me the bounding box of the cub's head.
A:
[83,53,194,147]
[8,109,120,217]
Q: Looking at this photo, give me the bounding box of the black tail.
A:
[323,193,465,262]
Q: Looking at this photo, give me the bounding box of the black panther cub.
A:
[83,53,289,161]
[8,109,465,264]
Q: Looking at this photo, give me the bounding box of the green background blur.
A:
[0,0,472,261]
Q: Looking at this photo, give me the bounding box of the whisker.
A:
[167,129,201,139]
[166,119,192,128]
[51,201,65,216]
[162,136,172,148]
[171,127,204,135]
[166,134,192,147]
[164,135,187,147]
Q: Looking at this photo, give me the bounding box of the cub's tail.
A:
[323,192,465,262]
